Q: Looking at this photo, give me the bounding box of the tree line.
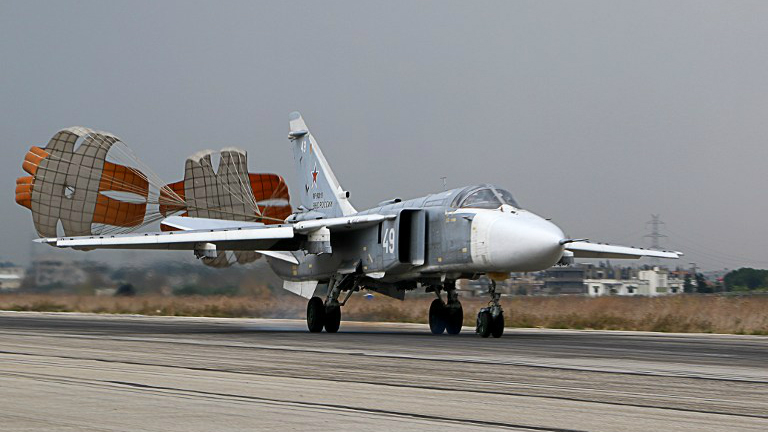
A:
[722,268,768,292]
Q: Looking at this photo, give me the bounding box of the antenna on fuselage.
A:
[440,176,447,191]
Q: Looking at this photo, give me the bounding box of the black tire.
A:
[324,304,341,333]
[428,299,446,335]
[307,297,325,333]
[476,310,492,338]
[445,302,463,335]
[491,312,504,338]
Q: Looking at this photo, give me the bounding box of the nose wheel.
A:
[476,308,504,338]
[476,279,504,338]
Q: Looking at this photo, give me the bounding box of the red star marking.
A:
[311,164,318,186]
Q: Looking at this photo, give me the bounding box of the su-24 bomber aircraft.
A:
[17,112,681,338]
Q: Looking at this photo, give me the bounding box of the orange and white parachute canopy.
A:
[16,128,292,262]
[15,127,173,238]
[158,149,291,267]
[158,149,291,225]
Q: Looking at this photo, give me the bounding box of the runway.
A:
[0,312,766,431]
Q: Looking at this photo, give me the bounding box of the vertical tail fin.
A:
[288,112,355,217]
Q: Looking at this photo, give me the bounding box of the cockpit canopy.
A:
[452,184,519,209]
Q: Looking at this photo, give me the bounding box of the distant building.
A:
[543,264,685,297]
[0,262,25,291]
[542,266,586,295]
[458,272,544,297]
[638,267,668,295]
[27,256,109,288]
[584,278,645,296]
[29,257,88,287]
[585,266,683,297]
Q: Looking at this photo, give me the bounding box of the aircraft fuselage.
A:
[267,184,565,293]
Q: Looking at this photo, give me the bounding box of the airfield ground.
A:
[1,293,767,334]
[0,312,766,432]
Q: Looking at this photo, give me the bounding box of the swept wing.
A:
[37,225,294,250]
[37,214,395,250]
[564,241,681,259]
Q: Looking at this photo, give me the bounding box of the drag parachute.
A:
[158,149,290,224]
[158,149,291,267]
[16,127,291,267]
[15,127,161,238]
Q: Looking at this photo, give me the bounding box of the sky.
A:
[1,0,767,270]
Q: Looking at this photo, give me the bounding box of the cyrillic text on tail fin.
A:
[288,112,356,217]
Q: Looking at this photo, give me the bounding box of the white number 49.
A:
[382,228,395,254]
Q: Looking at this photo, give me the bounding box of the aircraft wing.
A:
[37,225,295,251]
[35,214,395,251]
[564,241,681,259]
[161,214,395,233]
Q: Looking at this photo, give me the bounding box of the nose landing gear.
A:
[476,279,504,338]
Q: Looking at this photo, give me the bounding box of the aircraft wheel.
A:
[307,297,325,333]
[324,304,341,333]
[428,299,446,334]
[476,309,492,338]
[445,302,463,335]
[491,312,504,338]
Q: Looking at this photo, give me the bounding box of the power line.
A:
[664,225,768,265]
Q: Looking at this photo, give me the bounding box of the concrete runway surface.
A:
[0,311,766,432]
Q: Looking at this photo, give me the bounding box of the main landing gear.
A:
[476,279,504,338]
[428,281,463,335]
[307,275,355,333]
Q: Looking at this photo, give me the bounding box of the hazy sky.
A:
[2,0,767,270]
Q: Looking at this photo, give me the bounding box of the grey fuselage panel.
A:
[268,186,483,286]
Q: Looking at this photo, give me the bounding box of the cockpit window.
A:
[460,188,502,209]
[496,189,519,208]
[459,187,520,209]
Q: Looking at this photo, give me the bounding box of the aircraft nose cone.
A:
[487,213,565,272]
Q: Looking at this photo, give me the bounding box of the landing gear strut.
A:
[476,279,504,338]
[306,275,355,333]
[428,281,463,335]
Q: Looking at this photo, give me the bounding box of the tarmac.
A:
[0,311,766,431]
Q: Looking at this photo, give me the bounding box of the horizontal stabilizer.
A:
[565,241,681,260]
[283,280,318,299]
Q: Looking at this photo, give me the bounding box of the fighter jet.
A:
[18,113,680,338]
